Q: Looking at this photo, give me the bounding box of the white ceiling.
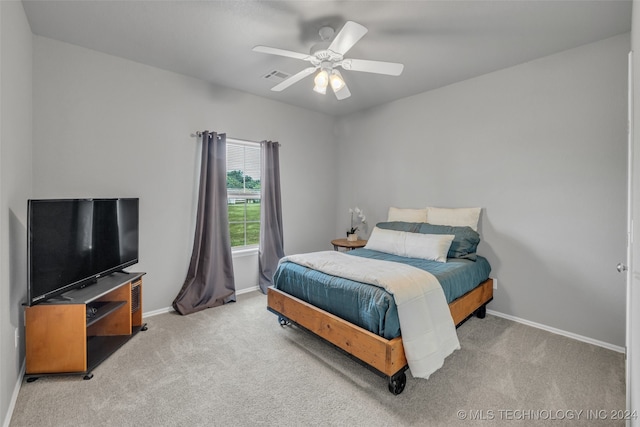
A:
[22,0,632,117]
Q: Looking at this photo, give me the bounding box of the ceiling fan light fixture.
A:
[313,83,327,95]
[329,71,345,91]
[313,69,329,89]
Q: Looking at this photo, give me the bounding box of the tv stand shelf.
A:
[86,301,127,327]
[24,272,146,381]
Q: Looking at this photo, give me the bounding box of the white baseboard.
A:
[142,286,261,318]
[237,286,260,295]
[3,359,25,427]
[143,306,175,317]
[486,309,625,353]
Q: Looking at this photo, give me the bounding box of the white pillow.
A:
[365,227,454,263]
[404,232,455,263]
[365,227,405,255]
[387,207,428,223]
[426,207,482,231]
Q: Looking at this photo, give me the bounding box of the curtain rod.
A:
[190,132,279,146]
[190,131,220,139]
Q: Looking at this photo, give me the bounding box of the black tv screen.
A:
[27,198,139,305]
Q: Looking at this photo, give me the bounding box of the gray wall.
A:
[0,1,33,424]
[32,36,338,312]
[335,34,629,347]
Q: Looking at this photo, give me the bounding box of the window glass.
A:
[227,142,261,248]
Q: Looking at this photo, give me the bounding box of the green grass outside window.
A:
[228,202,260,247]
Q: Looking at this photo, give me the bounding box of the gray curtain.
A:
[173,131,236,315]
[259,140,284,293]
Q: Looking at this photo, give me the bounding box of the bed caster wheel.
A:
[83,373,93,380]
[140,323,148,331]
[475,305,487,319]
[278,316,291,327]
[388,372,406,395]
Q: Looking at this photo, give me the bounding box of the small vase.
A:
[347,233,358,242]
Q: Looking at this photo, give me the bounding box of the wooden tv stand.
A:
[24,272,146,381]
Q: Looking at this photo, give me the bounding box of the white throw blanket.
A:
[280,251,460,379]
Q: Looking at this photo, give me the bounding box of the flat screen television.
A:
[27,198,139,306]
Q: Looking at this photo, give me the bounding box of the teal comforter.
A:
[272,249,491,339]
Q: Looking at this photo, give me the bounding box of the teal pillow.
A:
[419,223,480,261]
[375,222,480,260]
[376,221,422,233]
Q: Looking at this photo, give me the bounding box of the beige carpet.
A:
[10,291,625,426]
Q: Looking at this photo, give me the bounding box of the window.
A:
[227,140,261,249]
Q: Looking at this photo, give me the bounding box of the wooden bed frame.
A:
[267,278,493,395]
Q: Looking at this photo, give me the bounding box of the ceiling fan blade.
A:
[253,45,311,61]
[328,21,368,56]
[270,67,317,92]
[341,58,404,76]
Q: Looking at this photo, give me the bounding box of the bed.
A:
[267,219,493,395]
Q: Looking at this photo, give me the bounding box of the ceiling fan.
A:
[253,21,404,100]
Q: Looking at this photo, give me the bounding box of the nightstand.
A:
[331,238,367,251]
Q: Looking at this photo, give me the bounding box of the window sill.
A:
[232,247,259,258]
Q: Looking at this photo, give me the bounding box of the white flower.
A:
[348,206,366,234]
